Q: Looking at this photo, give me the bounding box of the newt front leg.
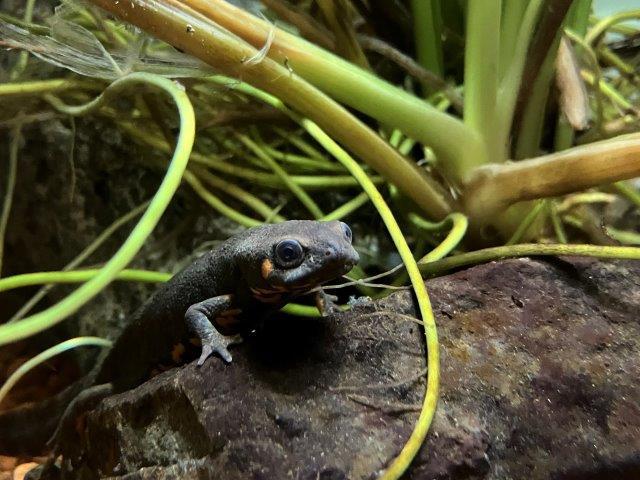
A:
[185,294,242,365]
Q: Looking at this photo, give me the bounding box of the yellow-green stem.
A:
[87,0,453,217]
[419,243,640,277]
[0,73,194,345]
[0,337,113,405]
[0,269,171,293]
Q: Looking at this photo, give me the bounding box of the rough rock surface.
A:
[56,257,640,480]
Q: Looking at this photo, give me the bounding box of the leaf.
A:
[556,36,590,131]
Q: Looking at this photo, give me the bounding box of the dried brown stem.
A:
[465,134,640,222]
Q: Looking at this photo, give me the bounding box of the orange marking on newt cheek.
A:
[261,258,273,280]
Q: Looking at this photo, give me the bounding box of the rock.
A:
[59,258,640,479]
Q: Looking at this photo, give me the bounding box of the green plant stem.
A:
[554,115,575,151]
[410,213,468,263]
[606,225,640,244]
[191,166,285,222]
[570,0,594,36]
[0,337,113,406]
[225,77,439,479]
[321,192,369,221]
[8,0,36,80]
[580,70,636,112]
[500,1,526,78]
[496,1,545,159]
[119,121,381,189]
[593,17,639,36]
[586,9,640,45]
[464,0,501,166]
[89,0,455,216]
[0,79,96,96]
[598,46,636,75]
[182,0,480,184]
[548,201,568,243]
[0,73,195,345]
[505,200,547,245]
[9,201,150,323]
[411,0,443,80]
[281,303,327,317]
[0,11,49,34]
[613,182,640,209]
[298,119,439,480]
[184,170,264,227]
[263,147,344,172]
[0,123,20,277]
[374,212,467,297]
[0,269,171,293]
[236,133,324,218]
[420,243,640,277]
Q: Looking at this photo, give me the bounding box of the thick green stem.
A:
[179,0,483,185]
[411,0,444,81]
[500,1,526,78]
[495,1,545,159]
[514,32,562,159]
[87,0,454,217]
[464,0,501,165]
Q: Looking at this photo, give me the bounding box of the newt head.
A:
[236,220,359,295]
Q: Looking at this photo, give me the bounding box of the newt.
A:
[0,220,359,458]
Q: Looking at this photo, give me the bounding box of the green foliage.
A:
[2,1,640,478]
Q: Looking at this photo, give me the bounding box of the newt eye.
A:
[341,222,352,243]
[275,239,304,268]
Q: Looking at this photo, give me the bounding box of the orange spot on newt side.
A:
[261,258,273,280]
[171,343,186,363]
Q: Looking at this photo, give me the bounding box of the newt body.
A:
[0,220,358,456]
